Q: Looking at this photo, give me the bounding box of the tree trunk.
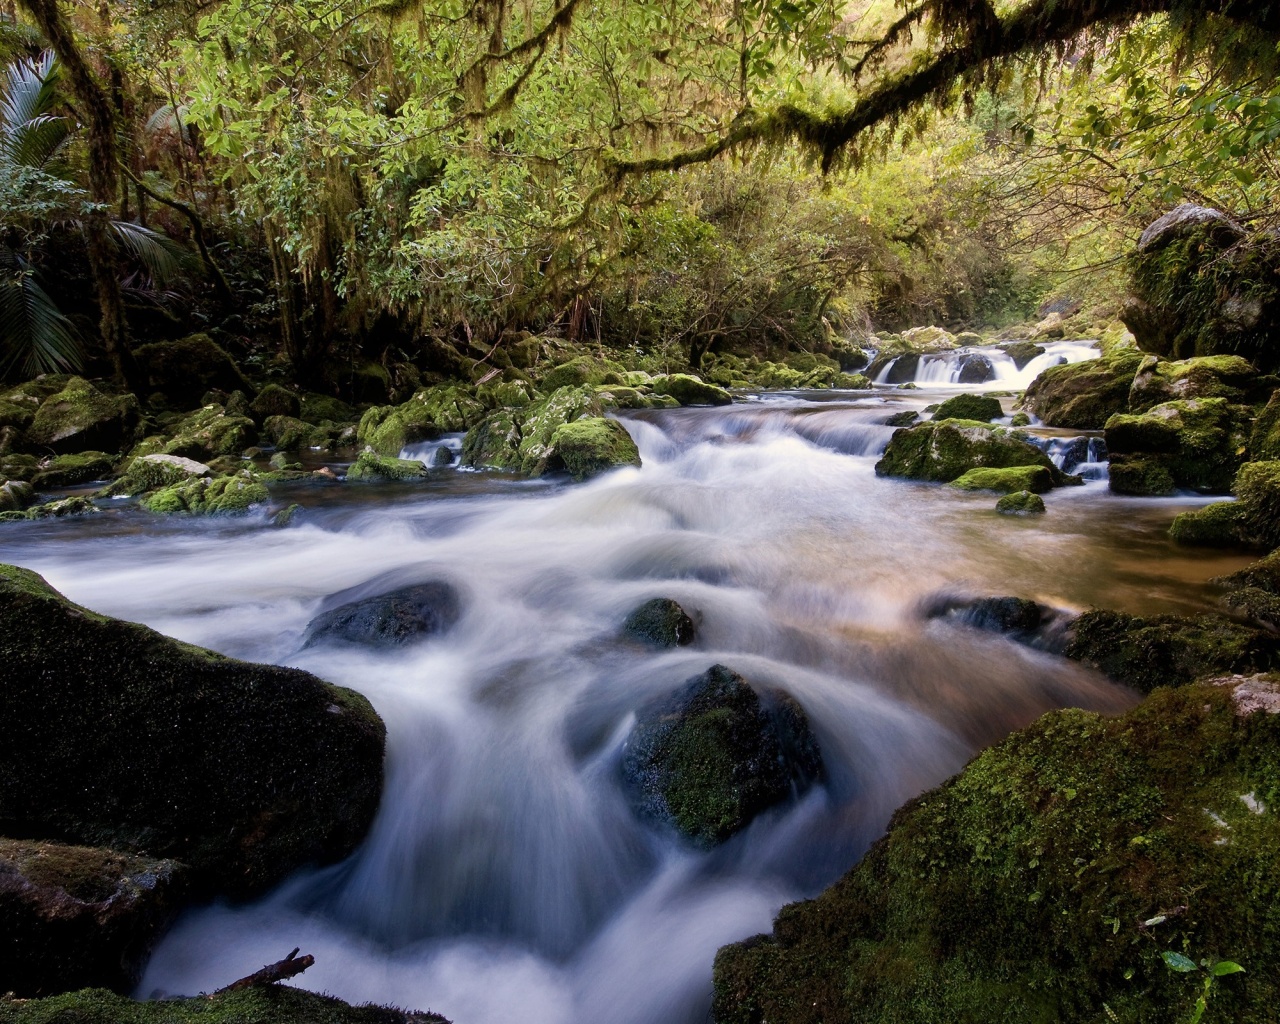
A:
[17,0,139,390]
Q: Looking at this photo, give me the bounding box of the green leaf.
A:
[1211,961,1245,976]
[1162,951,1198,973]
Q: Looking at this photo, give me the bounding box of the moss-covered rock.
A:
[650,374,733,406]
[459,407,522,470]
[1021,351,1144,428]
[951,466,1054,494]
[621,665,823,848]
[1251,389,1280,460]
[303,582,461,648]
[875,420,1058,484]
[105,454,209,498]
[1064,609,1280,692]
[933,394,1003,423]
[345,451,429,483]
[0,839,186,997]
[995,490,1046,515]
[1170,461,1280,550]
[713,682,1280,1024]
[357,383,488,456]
[22,379,141,456]
[262,414,316,451]
[1000,341,1044,368]
[1105,398,1252,495]
[884,410,918,427]
[623,598,696,647]
[1127,354,1269,413]
[0,480,35,512]
[299,392,357,425]
[0,397,36,432]
[897,325,957,352]
[538,354,626,391]
[1,496,100,521]
[1212,549,1280,629]
[249,384,301,422]
[0,454,37,481]
[547,417,641,480]
[0,564,384,900]
[139,474,268,515]
[30,452,113,490]
[163,406,258,462]
[132,334,253,407]
[0,986,449,1024]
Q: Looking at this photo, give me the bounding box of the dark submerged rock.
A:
[0,564,385,900]
[623,598,696,647]
[621,665,823,848]
[955,354,993,384]
[304,581,462,648]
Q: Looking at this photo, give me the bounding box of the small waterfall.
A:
[401,433,465,467]
[872,340,1098,388]
[1045,435,1110,481]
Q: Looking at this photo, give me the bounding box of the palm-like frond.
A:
[109,220,197,287]
[7,112,69,168]
[0,245,84,378]
[0,50,70,170]
[145,103,195,145]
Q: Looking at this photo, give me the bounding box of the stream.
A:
[0,342,1256,1024]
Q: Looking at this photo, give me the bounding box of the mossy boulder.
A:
[357,383,488,456]
[248,383,301,422]
[1170,461,1280,550]
[540,354,626,391]
[933,394,1003,423]
[0,497,99,521]
[303,581,461,648]
[105,454,209,498]
[1213,549,1280,630]
[547,417,641,480]
[924,595,1047,635]
[1105,398,1252,495]
[23,378,141,456]
[995,490,1046,515]
[875,420,1058,484]
[30,452,113,490]
[0,397,36,432]
[262,414,316,451]
[345,451,429,483]
[139,474,268,515]
[163,406,258,462]
[1000,341,1045,368]
[951,466,1054,494]
[298,392,357,425]
[621,665,823,848]
[713,682,1280,1024]
[1251,390,1280,460]
[0,564,385,899]
[463,386,601,476]
[1127,354,1269,413]
[897,325,957,352]
[0,986,449,1024]
[623,598,696,647]
[0,839,186,997]
[0,480,35,512]
[1021,351,1144,428]
[650,374,733,406]
[1063,608,1280,692]
[132,334,253,407]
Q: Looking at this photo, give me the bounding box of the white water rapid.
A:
[0,355,1255,1024]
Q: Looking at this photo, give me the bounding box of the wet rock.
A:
[0,838,186,997]
[1,496,101,521]
[298,392,357,425]
[1212,550,1280,629]
[0,479,34,512]
[923,595,1047,636]
[1169,460,1280,550]
[951,466,1054,494]
[1063,608,1280,692]
[132,334,253,407]
[270,503,304,528]
[1009,411,1032,427]
[898,326,956,352]
[106,453,210,498]
[624,598,696,647]
[249,383,301,422]
[954,331,984,346]
[884,410,919,427]
[1105,397,1252,495]
[933,394,1002,423]
[304,581,461,648]
[996,490,1046,515]
[650,373,733,406]
[956,354,994,384]
[1127,354,1269,413]
[1021,350,1144,428]
[31,451,114,489]
[139,473,268,515]
[621,665,823,847]
[23,378,141,455]
[547,417,641,480]
[875,420,1059,484]
[711,683,1280,1024]
[0,564,385,899]
[1000,341,1045,368]
[432,445,456,467]
[163,405,258,462]
[263,414,316,451]
[540,355,627,391]
[345,451,429,482]
[866,352,919,384]
[358,383,487,456]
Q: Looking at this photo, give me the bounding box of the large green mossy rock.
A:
[950,466,1054,494]
[650,374,733,406]
[540,354,627,391]
[0,564,385,899]
[132,334,253,407]
[1021,351,1144,428]
[357,383,489,456]
[713,682,1280,1024]
[1252,390,1280,460]
[1105,397,1253,495]
[248,383,300,422]
[462,386,599,475]
[621,665,823,848]
[105,454,209,499]
[1213,549,1280,630]
[0,839,186,997]
[22,378,141,456]
[0,986,450,1024]
[345,451,429,482]
[30,452,114,490]
[1127,354,1270,412]
[933,394,1002,423]
[1170,461,1280,550]
[547,417,641,480]
[1064,609,1280,692]
[163,405,258,462]
[139,473,268,515]
[875,420,1057,484]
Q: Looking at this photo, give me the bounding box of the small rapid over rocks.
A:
[0,369,1256,1024]
[870,339,1100,388]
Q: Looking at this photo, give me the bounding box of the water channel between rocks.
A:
[0,351,1258,1024]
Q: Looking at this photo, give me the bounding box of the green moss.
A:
[650,374,733,406]
[0,987,448,1024]
[262,415,315,451]
[875,420,1058,483]
[934,394,1003,422]
[30,452,114,489]
[1022,351,1144,428]
[139,474,268,515]
[1064,609,1280,692]
[249,384,300,422]
[163,406,258,462]
[3,496,101,521]
[547,417,641,480]
[298,392,357,425]
[1172,462,1280,550]
[345,451,428,482]
[1170,501,1246,545]
[1009,411,1032,427]
[713,684,1280,1024]
[23,378,142,455]
[0,564,385,901]
[1105,398,1252,495]
[951,466,1054,494]
[1251,390,1280,460]
[995,490,1046,515]
[0,480,35,512]
[132,334,252,407]
[0,398,36,431]
[1001,342,1044,368]
[540,355,626,391]
[1128,354,1265,413]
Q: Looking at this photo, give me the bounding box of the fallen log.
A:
[215,948,315,993]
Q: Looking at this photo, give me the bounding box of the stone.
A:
[139,474,268,515]
[304,581,461,648]
[345,451,429,482]
[547,417,642,480]
[163,405,258,462]
[0,564,385,899]
[1169,461,1280,551]
[105,454,209,498]
[0,480,34,512]
[995,490,1046,515]
[1104,398,1252,495]
[884,411,919,428]
[951,466,1054,494]
[1000,341,1045,369]
[623,598,696,647]
[23,378,141,455]
[875,420,1059,484]
[1251,389,1280,460]
[298,392,357,425]
[650,374,733,406]
[262,414,315,451]
[1021,351,1144,428]
[621,665,823,847]
[132,334,253,407]
[1127,354,1268,413]
[933,394,1002,423]
[30,451,113,489]
[249,383,301,422]
[956,354,994,384]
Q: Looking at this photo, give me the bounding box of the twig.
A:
[214,948,315,993]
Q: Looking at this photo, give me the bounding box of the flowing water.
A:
[0,344,1256,1024]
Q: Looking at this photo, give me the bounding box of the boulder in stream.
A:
[304,581,462,648]
[1212,549,1280,630]
[932,393,1002,423]
[650,374,733,406]
[546,417,641,480]
[956,354,994,384]
[1105,397,1253,496]
[1021,350,1144,428]
[950,466,1054,494]
[875,420,1059,484]
[621,664,823,848]
[623,598,696,647]
[995,490,1046,515]
[22,377,142,455]
[1169,460,1280,550]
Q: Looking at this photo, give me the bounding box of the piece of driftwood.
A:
[215,948,315,993]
